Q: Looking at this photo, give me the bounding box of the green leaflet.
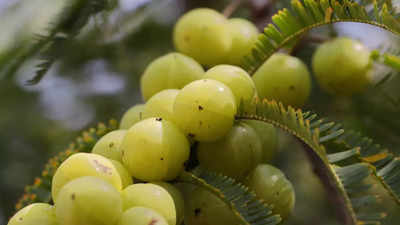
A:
[370,50,400,72]
[241,0,400,74]
[15,119,118,210]
[236,99,390,225]
[178,168,282,225]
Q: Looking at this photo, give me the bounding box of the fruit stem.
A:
[222,0,244,18]
[290,34,329,56]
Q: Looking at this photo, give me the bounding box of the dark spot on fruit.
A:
[160,157,164,161]
[184,35,190,42]
[139,112,143,120]
[71,193,75,200]
[156,118,162,121]
[194,208,201,217]
[149,218,158,225]
[198,105,203,111]
[289,85,295,91]
[275,192,280,196]
[19,217,23,221]
[109,142,114,148]
[188,133,195,138]
[199,121,202,126]
[122,150,124,156]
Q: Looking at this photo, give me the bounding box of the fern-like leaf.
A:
[237,99,391,225]
[301,111,400,205]
[334,130,400,205]
[178,168,282,225]
[15,119,117,210]
[27,0,113,84]
[1,0,112,84]
[242,0,400,74]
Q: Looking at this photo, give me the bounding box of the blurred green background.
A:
[0,0,400,224]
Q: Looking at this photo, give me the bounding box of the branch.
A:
[247,0,277,30]
[302,143,355,225]
[222,0,244,18]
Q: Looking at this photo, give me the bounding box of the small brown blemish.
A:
[160,157,164,161]
[109,142,114,148]
[198,105,203,111]
[19,217,23,221]
[194,208,201,217]
[184,35,190,42]
[93,159,112,175]
[199,121,203,126]
[149,218,158,225]
[156,118,162,121]
[71,193,76,200]
[188,133,195,138]
[289,85,295,91]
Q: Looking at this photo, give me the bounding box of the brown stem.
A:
[302,142,356,225]
[248,0,277,30]
[222,0,244,18]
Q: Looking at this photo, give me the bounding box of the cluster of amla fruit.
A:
[8,7,374,225]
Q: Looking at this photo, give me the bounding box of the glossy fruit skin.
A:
[173,8,232,66]
[227,18,259,65]
[51,153,122,203]
[121,183,176,225]
[8,203,57,225]
[119,104,145,129]
[121,118,190,181]
[152,182,185,225]
[118,207,168,225]
[175,183,241,225]
[204,65,256,107]
[91,130,127,162]
[312,37,371,96]
[144,89,179,123]
[252,53,311,107]
[141,53,204,101]
[110,160,133,188]
[197,122,262,179]
[244,164,295,219]
[243,120,278,163]
[173,79,237,142]
[55,176,122,225]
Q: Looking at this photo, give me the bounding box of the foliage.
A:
[2,0,400,225]
[241,0,400,74]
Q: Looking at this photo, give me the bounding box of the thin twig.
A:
[248,0,277,30]
[223,0,244,18]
